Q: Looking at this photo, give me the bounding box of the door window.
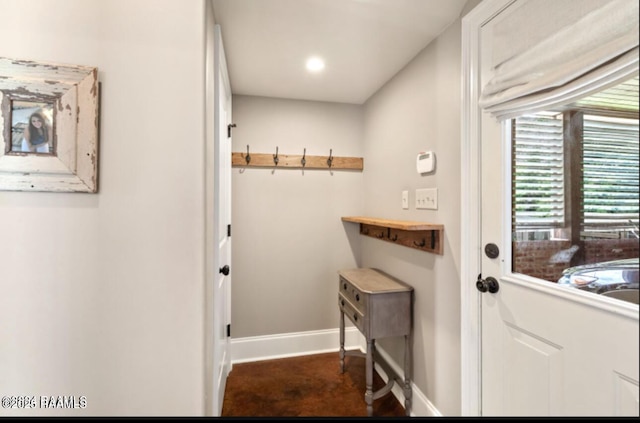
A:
[512,76,639,304]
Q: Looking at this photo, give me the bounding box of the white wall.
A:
[0,0,207,416]
[361,17,464,416]
[231,95,363,337]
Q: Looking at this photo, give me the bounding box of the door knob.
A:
[219,265,230,276]
[476,275,499,293]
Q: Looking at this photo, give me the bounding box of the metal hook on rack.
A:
[301,148,307,167]
[245,145,251,164]
[413,239,427,248]
[327,149,333,168]
[273,146,279,166]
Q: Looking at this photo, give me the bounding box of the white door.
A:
[479,112,639,416]
[470,1,640,416]
[212,24,232,416]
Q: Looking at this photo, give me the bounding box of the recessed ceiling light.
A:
[306,57,325,73]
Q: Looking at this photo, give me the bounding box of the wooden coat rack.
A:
[232,146,363,171]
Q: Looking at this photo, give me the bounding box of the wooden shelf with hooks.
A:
[342,216,444,255]
[232,152,363,170]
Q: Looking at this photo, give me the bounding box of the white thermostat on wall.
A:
[416,151,435,174]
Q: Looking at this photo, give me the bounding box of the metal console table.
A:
[338,268,413,416]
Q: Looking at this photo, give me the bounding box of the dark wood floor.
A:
[221,351,406,417]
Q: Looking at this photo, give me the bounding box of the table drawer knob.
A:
[341,299,345,306]
[355,293,360,302]
[343,282,347,290]
[353,314,358,322]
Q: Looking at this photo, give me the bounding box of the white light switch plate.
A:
[416,188,438,210]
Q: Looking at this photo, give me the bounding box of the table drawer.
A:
[339,276,367,315]
[339,293,365,334]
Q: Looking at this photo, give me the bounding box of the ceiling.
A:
[211,0,468,105]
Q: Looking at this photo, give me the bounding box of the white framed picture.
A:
[0,57,99,193]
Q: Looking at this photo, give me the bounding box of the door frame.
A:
[204,0,215,415]
[461,0,514,415]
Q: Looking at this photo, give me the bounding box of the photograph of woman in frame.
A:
[11,101,54,154]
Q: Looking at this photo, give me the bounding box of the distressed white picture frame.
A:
[0,57,99,193]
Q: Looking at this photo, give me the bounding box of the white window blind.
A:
[582,115,640,233]
[513,114,564,228]
[480,0,639,120]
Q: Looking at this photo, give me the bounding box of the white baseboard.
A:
[230,327,363,364]
[230,328,440,417]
